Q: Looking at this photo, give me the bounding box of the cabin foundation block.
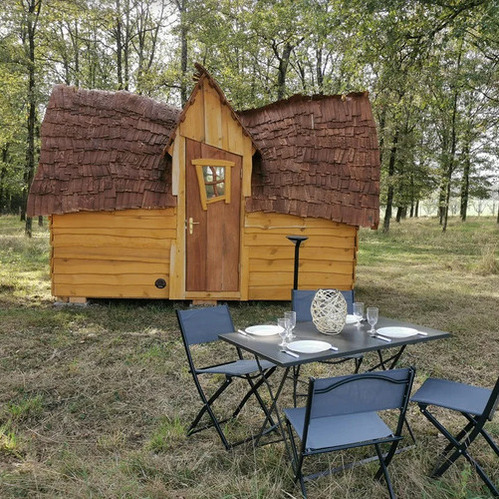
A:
[68,297,88,304]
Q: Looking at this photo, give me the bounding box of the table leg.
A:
[367,345,407,372]
[254,357,291,452]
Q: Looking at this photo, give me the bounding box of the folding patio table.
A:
[219,316,451,444]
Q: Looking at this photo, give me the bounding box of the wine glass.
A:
[353,302,364,326]
[277,317,290,347]
[284,311,296,339]
[366,307,379,334]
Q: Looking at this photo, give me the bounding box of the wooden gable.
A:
[167,67,256,300]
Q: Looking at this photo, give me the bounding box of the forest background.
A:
[0,0,498,236]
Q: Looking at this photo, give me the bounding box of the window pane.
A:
[216,181,225,197]
[203,166,225,199]
[203,167,213,183]
[214,166,225,180]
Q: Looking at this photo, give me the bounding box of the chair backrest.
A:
[307,367,415,420]
[485,376,499,421]
[292,289,355,321]
[176,304,235,346]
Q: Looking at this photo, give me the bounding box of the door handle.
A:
[188,217,200,235]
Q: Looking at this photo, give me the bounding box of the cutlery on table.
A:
[238,329,250,337]
[280,349,299,358]
[371,333,392,342]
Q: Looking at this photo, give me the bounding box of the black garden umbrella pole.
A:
[286,235,308,290]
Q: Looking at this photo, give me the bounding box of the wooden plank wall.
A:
[49,76,358,302]
[51,208,175,299]
[244,212,357,301]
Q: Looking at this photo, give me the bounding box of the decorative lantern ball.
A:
[310,289,348,335]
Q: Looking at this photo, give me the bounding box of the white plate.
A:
[245,325,284,336]
[345,314,358,324]
[376,327,419,338]
[287,340,333,354]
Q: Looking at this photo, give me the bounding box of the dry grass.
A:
[475,243,498,275]
[0,215,498,498]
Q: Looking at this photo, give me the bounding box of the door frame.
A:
[184,139,244,300]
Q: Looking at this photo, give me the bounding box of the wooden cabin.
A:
[27,65,380,303]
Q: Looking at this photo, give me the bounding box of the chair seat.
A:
[197,358,275,376]
[284,407,394,451]
[412,378,493,417]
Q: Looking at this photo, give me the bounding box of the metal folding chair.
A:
[411,375,499,496]
[290,290,363,405]
[284,367,415,498]
[176,305,277,450]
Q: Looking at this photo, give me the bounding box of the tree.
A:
[0,34,27,214]
[1,0,499,234]
[244,0,308,101]
[19,0,43,236]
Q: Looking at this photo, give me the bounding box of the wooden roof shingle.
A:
[27,85,181,217]
[238,93,379,229]
[27,74,380,228]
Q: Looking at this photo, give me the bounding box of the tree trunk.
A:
[123,0,130,90]
[276,41,293,100]
[383,130,399,233]
[73,21,80,87]
[460,159,470,222]
[175,0,188,105]
[377,108,386,167]
[415,199,419,217]
[460,141,471,221]
[438,188,445,224]
[316,47,323,94]
[23,0,42,237]
[442,100,459,233]
[115,0,124,89]
[180,26,188,104]
[0,145,8,214]
[442,42,463,233]
[396,207,403,222]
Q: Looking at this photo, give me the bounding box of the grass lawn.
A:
[0,214,497,498]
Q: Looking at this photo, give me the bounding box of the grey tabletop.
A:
[219,316,451,367]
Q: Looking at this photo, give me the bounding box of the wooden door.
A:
[185,139,242,293]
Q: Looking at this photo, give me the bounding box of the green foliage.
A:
[0,0,498,224]
[0,422,22,458]
[7,395,44,422]
[146,415,186,452]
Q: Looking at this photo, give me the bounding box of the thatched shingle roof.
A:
[27,85,180,216]
[28,75,380,228]
[238,93,379,228]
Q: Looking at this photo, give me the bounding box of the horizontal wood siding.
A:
[245,212,357,300]
[51,209,175,299]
